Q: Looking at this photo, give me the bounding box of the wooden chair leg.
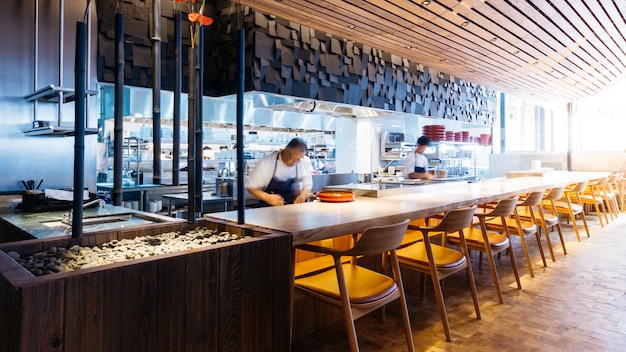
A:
[568,210,581,242]
[429,272,452,342]
[534,230,548,267]
[516,233,535,277]
[555,222,567,255]
[420,273,426,301]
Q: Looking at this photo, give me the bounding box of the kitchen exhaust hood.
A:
[104,86,396,132]
[250,92,392,119]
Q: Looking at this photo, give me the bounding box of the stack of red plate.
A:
[423,125,446,141]
[461,131,470,142]
[480,133,491,146]
[316,190,356,203]
[445,131,455,141]
[454,132,463,141]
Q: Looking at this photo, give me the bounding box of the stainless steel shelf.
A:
[23,125,98,137]
[23,84,97,103]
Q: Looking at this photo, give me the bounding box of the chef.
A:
[403,135,435,180]
[246,137,313,206]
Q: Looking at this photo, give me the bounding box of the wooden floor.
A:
[292,211,626,351]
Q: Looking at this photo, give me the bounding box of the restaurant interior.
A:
[1,0,626,351]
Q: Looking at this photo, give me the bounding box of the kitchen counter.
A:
[206,171,610,246]
[505,168,556,178]
[323,180,453,197]
[96,183,213,211]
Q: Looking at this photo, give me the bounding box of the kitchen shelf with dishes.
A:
[421,123,492,180]
[424,140,490,180]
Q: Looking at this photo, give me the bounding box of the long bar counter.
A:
[206,171,610,246]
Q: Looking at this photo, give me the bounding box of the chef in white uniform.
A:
[403,136,435,180]
[246,137,313,206]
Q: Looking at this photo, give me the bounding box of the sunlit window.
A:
[573,80,626,153]
[502,95,568,153]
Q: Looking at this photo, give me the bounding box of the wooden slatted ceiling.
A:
[232,0,626,102]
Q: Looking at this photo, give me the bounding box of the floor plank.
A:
[292,213,626,351]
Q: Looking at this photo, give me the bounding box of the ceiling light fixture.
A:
[421,1,431,6]
[439,58,446,62]
[348,25,356,29]
[490,37,497,42]
[405,45,413,49]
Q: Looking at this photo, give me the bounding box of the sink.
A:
[41,213,168,233]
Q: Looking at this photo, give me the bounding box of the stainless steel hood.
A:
[119,85,393,130]
[250,92,392,119]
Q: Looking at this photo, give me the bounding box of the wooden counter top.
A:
[205,171,609,246]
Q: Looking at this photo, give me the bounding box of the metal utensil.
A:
[21,180,29,190]
[36,179,43,190]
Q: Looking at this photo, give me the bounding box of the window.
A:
[502,95,568,153]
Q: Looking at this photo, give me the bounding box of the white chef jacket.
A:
[402,152,429,178]
[245,151,313,192]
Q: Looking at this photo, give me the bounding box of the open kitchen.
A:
[1,0,626,351]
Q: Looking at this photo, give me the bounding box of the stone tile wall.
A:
[96,0,496,126]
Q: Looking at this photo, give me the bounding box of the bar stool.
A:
[604,173,621,216]
[485,191,547,277]
[609,172,624,212]
[294,220,414,352]
[543,181,590,241]
[396,206,479,342]
[539,187,567,258]
[446,197,521,304]
[573,178,610,227]
[518,187,567,261]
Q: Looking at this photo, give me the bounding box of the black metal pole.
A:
[237,28,245,224]
[113,13,124,206]
[151,0,162,185]
[72,21,87,240]
[173,13,182,186]
[187,46,196,224]
[195,27,204,219]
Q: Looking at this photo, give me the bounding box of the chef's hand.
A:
[265,193,284,206]
[293,194,307,204]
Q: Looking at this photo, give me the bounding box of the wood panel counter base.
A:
[0,219,292,352]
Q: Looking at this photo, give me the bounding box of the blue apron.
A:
[259,153,299,206]
[414,154,426,173]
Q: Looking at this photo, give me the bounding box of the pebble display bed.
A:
[5,227,247,276]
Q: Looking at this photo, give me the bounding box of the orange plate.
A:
[316,191,355,202]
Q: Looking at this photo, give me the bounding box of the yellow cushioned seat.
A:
[295,264,397,304]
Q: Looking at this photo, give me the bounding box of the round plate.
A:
[316,191,355,202]
[317,197,355,203]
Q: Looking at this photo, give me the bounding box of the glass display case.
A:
[425,141,490,180]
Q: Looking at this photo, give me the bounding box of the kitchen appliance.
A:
[380,132,413,159]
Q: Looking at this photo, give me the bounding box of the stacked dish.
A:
[316,191,356,203]
[422,125,446,141]
[480,133,491,146]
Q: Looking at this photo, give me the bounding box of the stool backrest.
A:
[543,186,565,201]
[570,180,588,193]
[345,219,410,256]
[519,191,544,207]
[428,206,477,232]
[485,196,519,217]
